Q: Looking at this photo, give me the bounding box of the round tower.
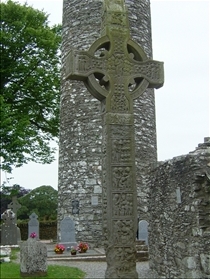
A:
[58,0,157,246]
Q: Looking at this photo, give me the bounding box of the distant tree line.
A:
[0,185,58,221]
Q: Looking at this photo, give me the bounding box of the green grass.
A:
[1,262,86,278]
[1,248,86,278]
[10,248,20,261]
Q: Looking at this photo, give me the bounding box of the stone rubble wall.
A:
[148,137,210,278]
[58,0,157,246]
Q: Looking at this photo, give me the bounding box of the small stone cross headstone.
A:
[65,0,164,277]
[138,220,149,245]
[8,196,21,224]
[1,209,20,245]
[20,238,47,277]
[28,212,39,239]
[59,216,77,248]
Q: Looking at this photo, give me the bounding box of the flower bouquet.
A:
[77,242,89,253]
[70,246,78,255]
[54,244,65,254]
[30,232,37,239]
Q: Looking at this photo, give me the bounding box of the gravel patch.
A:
[48,260,155,278]
[14,249,155,278]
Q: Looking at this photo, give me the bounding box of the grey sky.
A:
[2,0,209,190]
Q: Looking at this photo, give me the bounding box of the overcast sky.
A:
[1,0,209,190]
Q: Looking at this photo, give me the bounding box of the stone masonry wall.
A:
[148,137,210,278]
[58,0,157,246]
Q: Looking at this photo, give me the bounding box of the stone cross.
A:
[66,1,164,278]
[8,196,21,224]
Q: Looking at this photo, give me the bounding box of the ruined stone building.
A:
[149,138,210,278]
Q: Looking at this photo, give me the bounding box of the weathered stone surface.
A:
[65,1,163,277]
[58,0,158,247]
[20,238,47,277]
[59,216,77,249]
[1,209,20,245]
[149,137,210,279]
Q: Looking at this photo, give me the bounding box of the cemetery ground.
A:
[0,243,154,278]
[1,247,85,279]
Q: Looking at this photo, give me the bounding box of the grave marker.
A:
[8,196,21,224]
[59,216,77,248]
[28,212,39,239]
[1,209,20,245]
[20,238,47,277]
[66,0,164,277]
[138,220,149,245]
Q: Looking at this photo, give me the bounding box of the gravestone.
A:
[59,217,77,248]
[28,213,39,239]
[8,196,21,224]
[1,209,20,245]
[138,220,149,245]
[20,238,47,277]
[66,0,164,278]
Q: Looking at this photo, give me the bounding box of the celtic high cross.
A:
[66,0,164,278]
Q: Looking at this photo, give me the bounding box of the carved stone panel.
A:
[111,139,131,164]
[112,166,132,190]
[112,193,133,216]
[113,219,134,245]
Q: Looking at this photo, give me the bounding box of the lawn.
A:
[1,263,85,278]
[0,248,86,279]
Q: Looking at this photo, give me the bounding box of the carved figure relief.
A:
[77,54,106,73]
[112,166,132,190]
[107,54,124,74]
[113,193,133,216]
[107,53,132,78]
[108,245,136,275]
[111,85,129,112]
[77,55,89,72]
[111,12,124,26]
[110,124,132,138]
[112,139,131,163]
[113,219,134,245]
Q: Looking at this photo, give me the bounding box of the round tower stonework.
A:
[58,0,157,246]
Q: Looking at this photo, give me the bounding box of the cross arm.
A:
[66,49,105,81]
[133,60,164,89]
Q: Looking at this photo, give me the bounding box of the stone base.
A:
[20,271,47,277]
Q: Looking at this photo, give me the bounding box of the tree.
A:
[17,185,58,221]
[0,0,61,173]
[0,183,31,214]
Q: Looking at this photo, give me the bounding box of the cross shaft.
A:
[66,1,164,278]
